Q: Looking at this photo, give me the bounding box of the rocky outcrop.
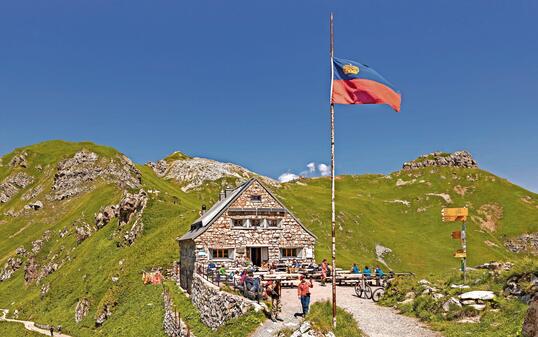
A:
[505,233,538,255]
[191,273,253,329]
[24,256,39,284]
[95,205,118,229]
[0,257,23,282]
[403,151,478,170]
[0,172,34,203]
[75,298,90,323]
[52,150,141,200]
[9,151,28,168]
[95,304,113,327]
[504,272,538,304]
[147,155,276,192]
[118,190,147,226]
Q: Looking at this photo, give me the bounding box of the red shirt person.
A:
[296,276,313,317]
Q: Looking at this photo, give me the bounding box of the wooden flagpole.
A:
[329,12,337,329]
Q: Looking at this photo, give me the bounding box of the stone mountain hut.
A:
[178,178,316,292]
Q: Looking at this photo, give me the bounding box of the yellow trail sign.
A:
[442,207,468,222]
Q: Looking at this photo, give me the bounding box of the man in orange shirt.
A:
[294,275,313,317]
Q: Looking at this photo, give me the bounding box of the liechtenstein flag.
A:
[331,57,401,112]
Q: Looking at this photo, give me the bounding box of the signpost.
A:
[442,207,468,282]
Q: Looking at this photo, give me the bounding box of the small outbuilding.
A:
[178,178,316,292]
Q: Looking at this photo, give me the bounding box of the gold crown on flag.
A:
[343,64,359,75]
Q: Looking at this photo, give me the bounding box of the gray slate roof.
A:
[177,178,316,241]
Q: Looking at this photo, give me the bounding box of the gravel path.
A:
[1,309,72,337]
[252,284,441,337]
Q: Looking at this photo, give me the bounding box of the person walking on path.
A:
[266,280,283,322]
[320,259,328,286]
[49,326,54,336]
[295,276,313,317]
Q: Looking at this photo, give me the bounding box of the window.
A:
[212,249,229,259]
[281,248,298,258]
[267,219,280,227]
[250,195,262,202]
[251,219,262,227]
[232,219,244,227]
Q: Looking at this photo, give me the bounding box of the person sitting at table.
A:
[363,265,372,278]
[351,263,360,274]
[261,260,269,270]
[375,265,384,285]
[239,269,248,286]
[292,258,300,268]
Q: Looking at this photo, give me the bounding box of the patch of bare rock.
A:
[147,154,276,191]
[505,233,538,255]
[52,150,141,200]
[9,151,29,168]
[473,203,503,232]
[403,151,478,170]
[0,172,34,203]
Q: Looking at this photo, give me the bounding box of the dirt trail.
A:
[252,284,441,337]
[0,309,73,337]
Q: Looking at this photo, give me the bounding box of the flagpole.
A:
[329,12,337,330]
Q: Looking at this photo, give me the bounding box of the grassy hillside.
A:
[277,168,538,275]
[0,141,210,337]
[1,140,537,337]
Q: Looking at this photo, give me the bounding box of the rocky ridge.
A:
[147,152,276,191]
[52,150,141,200]
[403,151,478,170]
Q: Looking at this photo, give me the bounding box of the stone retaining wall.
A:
[163,289,195,337]
[191,273,253,329]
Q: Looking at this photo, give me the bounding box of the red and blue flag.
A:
[331,57,401,112]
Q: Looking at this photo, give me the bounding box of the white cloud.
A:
[318,163,330,176]
[278,172,300,183]
[307,162,316,173]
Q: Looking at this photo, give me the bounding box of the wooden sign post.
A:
[442,207,468,282]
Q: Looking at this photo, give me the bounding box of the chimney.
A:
[200,204,207,215]
[219,189,225,201]
[225,186,234,198]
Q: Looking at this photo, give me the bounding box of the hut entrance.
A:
[247,246,268,266]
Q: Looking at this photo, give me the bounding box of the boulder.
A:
[459,291,495,301]
[442,297,462,312]
[24,200,43,210]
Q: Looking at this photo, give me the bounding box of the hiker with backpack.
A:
[266,280,283,322]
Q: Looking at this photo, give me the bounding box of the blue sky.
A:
[1,1,537,192]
